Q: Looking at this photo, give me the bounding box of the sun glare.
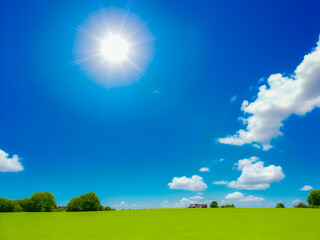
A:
[101,35,129,62]
[73,8,154,87]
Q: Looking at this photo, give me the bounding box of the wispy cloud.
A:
[199,167,209,172]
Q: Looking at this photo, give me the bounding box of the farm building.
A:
[189,204,207,208]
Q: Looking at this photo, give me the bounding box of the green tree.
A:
[23,192,57,212]
[0,198,22,212]
[105,206,115,211]
[276,203,285,208]
[294,202,308,208]
[221,204,235,208]
[307,189,320,208]
[210,201,218,208]
[66,192,102,211]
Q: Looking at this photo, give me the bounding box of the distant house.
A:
[189,204,207,208]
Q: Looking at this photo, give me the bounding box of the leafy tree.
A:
[221,204,235,208]
[210,201,218,208]
[0,198,22,212]
[66,192,102,211]
[294,202,308,208]
[105,206,115,211]
[21,192,57,212]
[307,190,320,208]
[276,203,285,208]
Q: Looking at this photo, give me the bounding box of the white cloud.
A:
[212,158,224,163]
[175,198,195,208]
[213,180,228,185]
[300,185,313,191]
[197,192,203,195]
[225,191,244,200]
[168,175,207,191]
[214,157,285,190]
[230,95,237,103]
[224,191,265,203]
[292,199,301,206]
[199,167,209,172]
[218,38,320,150]
[0,149,24,173]
[240,195,265,203]
[189,195,204,201]
[160,200,169,208]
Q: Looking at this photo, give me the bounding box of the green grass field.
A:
[1,208,319,240]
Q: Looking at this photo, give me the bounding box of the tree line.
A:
[208,190,320,209]
[0,191,115,212]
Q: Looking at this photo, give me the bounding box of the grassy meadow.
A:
[1,208,319,240]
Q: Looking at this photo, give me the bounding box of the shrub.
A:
[307,190,320,208]
[294,202,308,208]
[210,201,218,208]
[276,203,285,208]
[221,204,235,208]
[66,192,102,211]
[0,198,22,212]
[105,206,115,211]
[22,192,57,212]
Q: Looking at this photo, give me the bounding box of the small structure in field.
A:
[189,204,207,208]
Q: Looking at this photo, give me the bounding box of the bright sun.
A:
[101,35,129,62]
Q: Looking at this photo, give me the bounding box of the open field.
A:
[1,208,319,240]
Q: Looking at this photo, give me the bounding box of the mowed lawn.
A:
[0,208,319,240]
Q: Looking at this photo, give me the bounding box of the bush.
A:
[221,204,235,208]
[66,192,102,211]
[276,203,285,208]
[294,202,308,208]
[307,190,320,208]
[210,201,218,208]
[105,206,115,211]
[22,192,57,212]
[0,198,22,212]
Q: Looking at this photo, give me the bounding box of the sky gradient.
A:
[1,0,320,209]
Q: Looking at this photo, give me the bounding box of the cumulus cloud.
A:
[300,185,313,191]
[175,198,195,207]
[292,199,301,206]
[214,157,285,190]
[225,191,244,200]
[240,195,265,203]
[0,149,24,173]
[168,175,207,191]
[160,200,169,208]
[224,191,265,203]
[218,38,320,150]
[199,167,209,172]
[189,195,204,200]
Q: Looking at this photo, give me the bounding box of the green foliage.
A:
[66,192,102,211]
[307,190,320,208]
[21,192,57,212]
[210,201,218,208]
[105,206,115,211]
[276,203,285,208]
[0,198,22,212]
[221,204,235,208]
[294,202,308,208]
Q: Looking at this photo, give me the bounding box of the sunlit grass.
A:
[0,208,319,240]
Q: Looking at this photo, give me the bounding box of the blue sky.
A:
[1,0,320,209]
